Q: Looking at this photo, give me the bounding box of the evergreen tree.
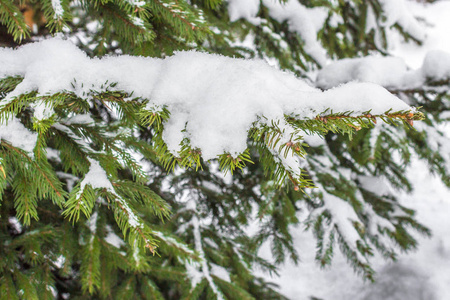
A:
[0,0,448,299]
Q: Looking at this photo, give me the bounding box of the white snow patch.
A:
[358,176,392,197]
[32,101,54,121]
[88,211,98,233]
[64,114,95,125]
[126,0,146,7]
[46,148,61,162]
[54,255,66,268]
[51,0,64,19]
[0,118,38,155]
[227,0,260,24]
[8,217,22,233]
[317,52,450,90]
[153,230,195,255]
[77,158,114,198]
[105,225,125,248]
[421,50,450,80]
[378,0,426,42]
[210,264,231,282]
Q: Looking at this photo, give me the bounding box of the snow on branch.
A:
[227,0,327,65]
[0,38,416,162]
[375,0,426,42]
[0,117,38,155]
[317,51,450,92]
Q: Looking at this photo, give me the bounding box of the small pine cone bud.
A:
[407,119,414,126]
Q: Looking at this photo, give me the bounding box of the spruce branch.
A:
[0,0,30,42]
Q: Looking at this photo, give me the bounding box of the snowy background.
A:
[260,1,450,299]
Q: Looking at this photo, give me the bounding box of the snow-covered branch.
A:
[0,38,415,162]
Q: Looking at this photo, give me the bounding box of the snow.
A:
[321,193,361,251]
[0,38,412,161]
[227,0,260,25]
[55,171,78,192]
[131,16,145,29]
[153,230,195,256]
[262,0,327,66]
[8,217,22,233]
[210,264,231,282]
[201,181,222,193]
[358,176,392,197]
[0,117,38,155]
[132,240,141,266]
[265,160,450,300]
[64,114,95,125]
[227,0,327,65]
[77,158,114,198]
[316,56,411,89]
[125,0,146,7]
[87,211,98,233]
[317,52,450,90]
[105,225,125,248]
[378,0,426,42]
[390,0,450,68]
[191,214,224,299]
[52,123,97,153]
[74,157,142,228]
[185,261,203,288]
[51,0,64,19]
[421,50,450,80]
[53,255,66,268]
[183,196,225,299]
[116,195,142,229]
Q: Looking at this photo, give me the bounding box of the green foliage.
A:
[0,0,29,42]
[0,0,449,299]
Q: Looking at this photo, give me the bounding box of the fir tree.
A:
[0,0,449,299]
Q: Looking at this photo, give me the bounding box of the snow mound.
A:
[422,50,450,80]
[0,118,38,155]
[317,52,450,90]
[316,56,411,89]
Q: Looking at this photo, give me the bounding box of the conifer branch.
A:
[1,141,64,199]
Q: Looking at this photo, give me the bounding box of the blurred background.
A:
[259,2,450,299]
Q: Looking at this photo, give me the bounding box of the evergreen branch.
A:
[40,0,72,32]
[112,181,171,220]
[109,193,158,253]
[182,278,208,299]
[140,278,165,300]
[0,0,30,41]
[0,92,37,123]
[80,234,102,293]
[62,185,96,222]
[212,276,255,300]
[100,2,156,45]
[149,0,208,36]
[1,141,65,200]
[0,273,18,300]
